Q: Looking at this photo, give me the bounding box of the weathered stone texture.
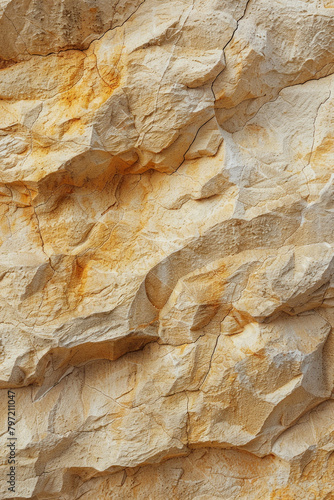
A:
[0,0,334,498]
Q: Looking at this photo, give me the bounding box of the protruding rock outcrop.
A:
[0,0,334,498]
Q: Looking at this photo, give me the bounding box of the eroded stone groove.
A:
[0,0,334,498]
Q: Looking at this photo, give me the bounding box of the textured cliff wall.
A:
[0,0,334,498]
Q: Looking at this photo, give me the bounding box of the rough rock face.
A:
[0,0,334,498]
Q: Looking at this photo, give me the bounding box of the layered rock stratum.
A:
[0,0,334,498]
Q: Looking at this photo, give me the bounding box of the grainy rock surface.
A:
[0,0,334,498]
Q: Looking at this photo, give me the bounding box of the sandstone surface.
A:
[0,0,334,498]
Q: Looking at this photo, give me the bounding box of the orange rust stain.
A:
[230,308,253,327]
[0,58,17,70]
[311,135,334,160]
[69,256,89,303]
[97,64,121,90]
[269,485,324,500]
[40,52,123,139]
[178,344,189,355]
[270,491,295,500]
[243,348,266,360]
[246,124,264,133]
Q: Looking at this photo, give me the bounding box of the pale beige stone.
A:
[0,0,333,499]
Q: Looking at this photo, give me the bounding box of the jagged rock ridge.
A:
[0,0,334,498]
